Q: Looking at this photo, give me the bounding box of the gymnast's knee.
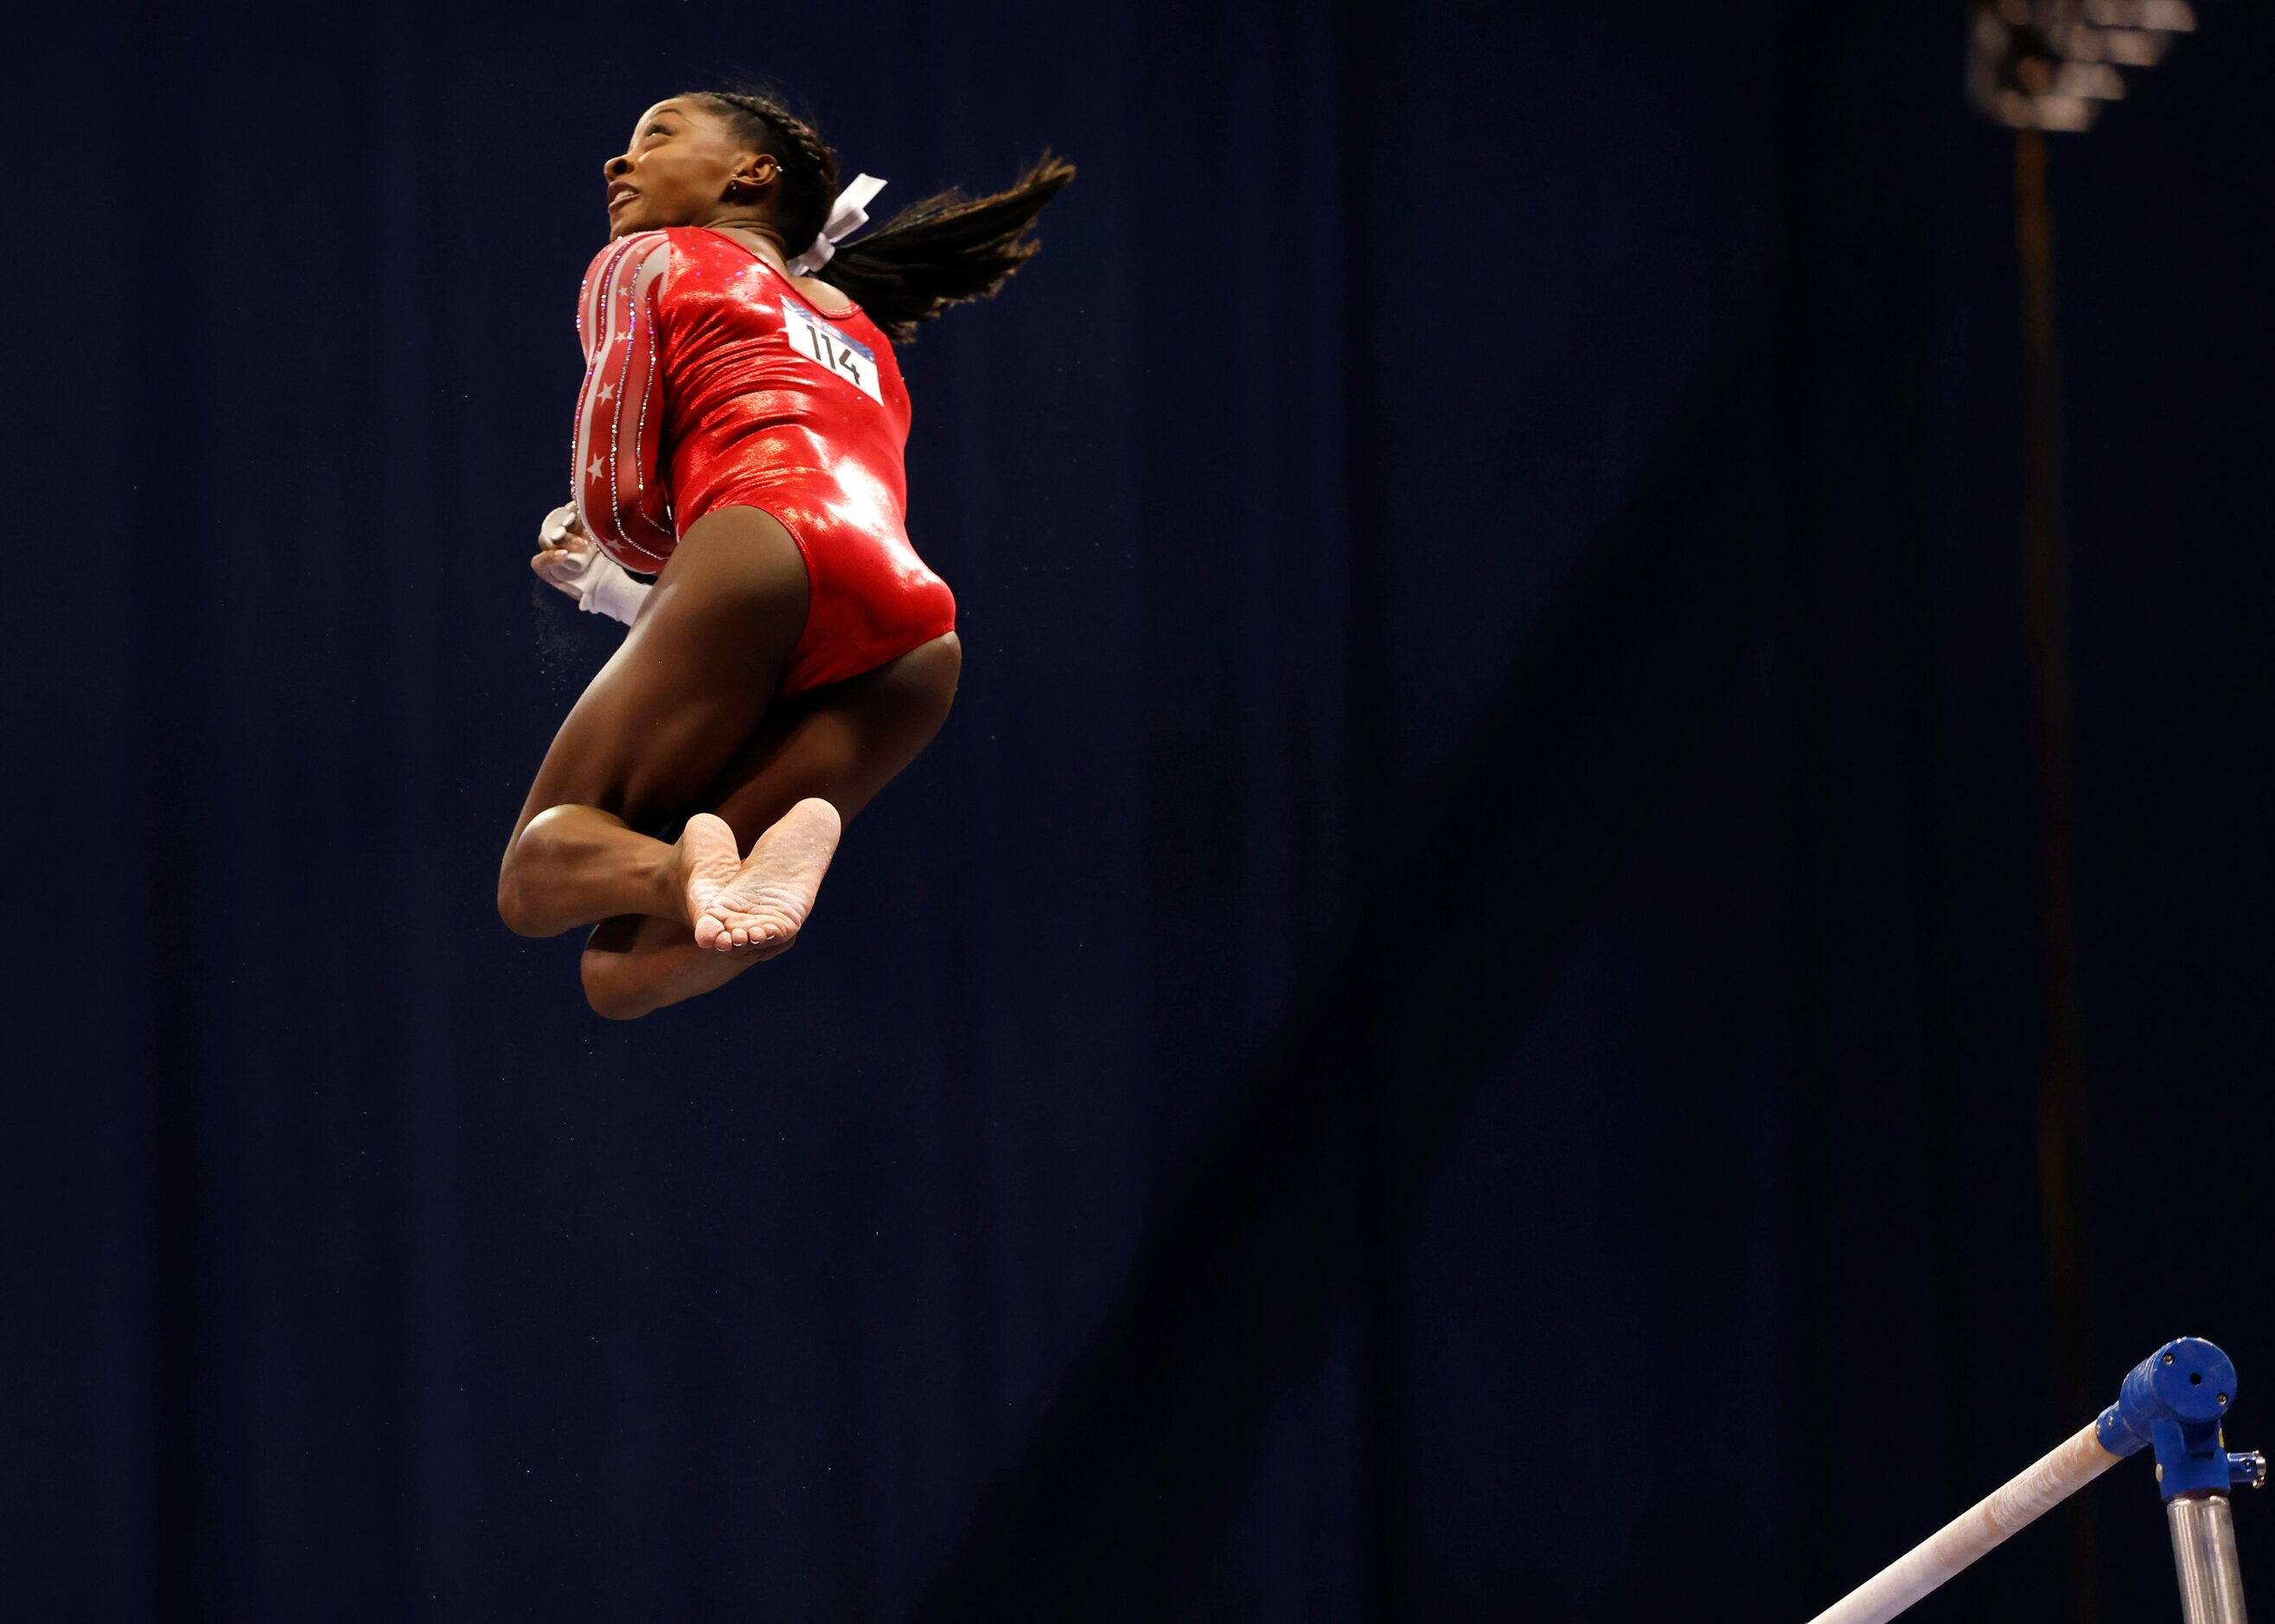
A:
[495,852,544,938]
[579,946,658,1021]
[495,815,554,937]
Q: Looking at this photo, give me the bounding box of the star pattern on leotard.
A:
[586,455,604,483]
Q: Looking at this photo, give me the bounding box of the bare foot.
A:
[674,812,745,933]
[693,798,842,955]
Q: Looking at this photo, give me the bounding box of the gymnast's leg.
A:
[577,631,962,1020]
[496,505,820,947]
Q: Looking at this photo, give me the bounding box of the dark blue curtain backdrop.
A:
[7,1,2272,1619]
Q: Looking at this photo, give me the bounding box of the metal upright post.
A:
[2168,1492,2250,1624]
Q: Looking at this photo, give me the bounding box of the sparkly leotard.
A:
[571,227,956,695]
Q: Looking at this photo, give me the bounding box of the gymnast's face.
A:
[602,99,780,239]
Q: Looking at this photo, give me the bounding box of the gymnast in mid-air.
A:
[496,86,1072,1017]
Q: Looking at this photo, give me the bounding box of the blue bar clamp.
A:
[2096,1337,2266,1498]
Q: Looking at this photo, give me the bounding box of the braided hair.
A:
[693,87,1075,343]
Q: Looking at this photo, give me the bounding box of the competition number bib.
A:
[783,301,885,404]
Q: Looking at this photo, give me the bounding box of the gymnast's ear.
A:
[724,151,784,201]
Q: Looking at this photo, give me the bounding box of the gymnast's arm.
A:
[532,231,681,626]
[571,233,679,568]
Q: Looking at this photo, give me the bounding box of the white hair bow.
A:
[787,174,888,276]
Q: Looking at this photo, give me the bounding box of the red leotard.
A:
[570,226,956,695]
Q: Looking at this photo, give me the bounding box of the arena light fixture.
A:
[1969,0,2198,131]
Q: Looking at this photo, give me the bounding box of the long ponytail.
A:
[694,88,1075,343]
